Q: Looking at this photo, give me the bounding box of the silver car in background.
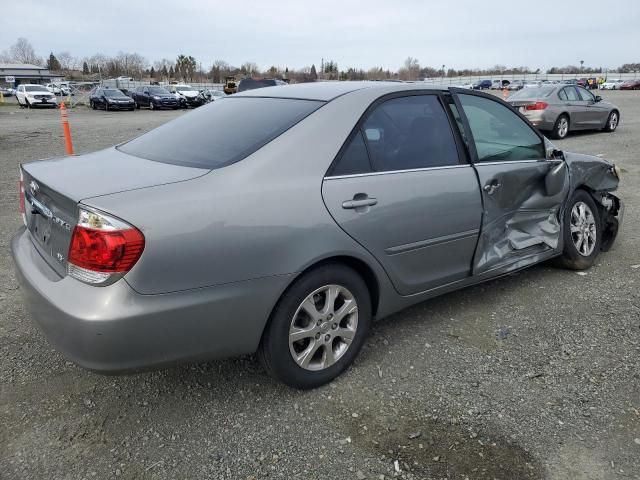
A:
[12,82,623,389]
[508,85,620,139]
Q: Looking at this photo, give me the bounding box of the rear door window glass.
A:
[361,95,460,172]
[330,131,372,176]
[458,94,544,162]
[118,98,322,169]
[577,87,594,102]
[564,87,580,101]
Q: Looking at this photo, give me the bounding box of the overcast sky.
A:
[1,0,638,71]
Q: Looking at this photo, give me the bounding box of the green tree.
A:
[47,52,61,71]
[82,61,89,75]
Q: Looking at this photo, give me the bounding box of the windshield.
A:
[510,87,555,99]
[104,89,125,97]
[118,97,323,169]
[24,85,48,92]
[148,86,170,95]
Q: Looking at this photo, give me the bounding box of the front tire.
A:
[258,264,372,389]
[557,190,602,270]
[551,114,570,139]
[149,101,155,110]
[603,110,619,132]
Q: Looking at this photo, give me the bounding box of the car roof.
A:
[234,81,448,102]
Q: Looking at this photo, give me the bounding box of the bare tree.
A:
[398,56,420,80]
[56,51,77,72]
[5,37,42,65]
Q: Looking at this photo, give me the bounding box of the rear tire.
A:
[603,110,619,132]
[551,114,569,139]
[258,264,372,389]
[556,190,602,270]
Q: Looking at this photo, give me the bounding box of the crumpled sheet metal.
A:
[474,209,561,273]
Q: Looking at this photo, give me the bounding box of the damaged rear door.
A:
[450,90,569,275]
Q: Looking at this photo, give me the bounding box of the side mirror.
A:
[595,95,602,102]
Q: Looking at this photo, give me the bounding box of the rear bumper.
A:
[11,227,291,372]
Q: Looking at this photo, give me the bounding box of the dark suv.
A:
[472,79,492,90]
[131,86,179,110]
[90,88,135,111]
[236,78,287,93]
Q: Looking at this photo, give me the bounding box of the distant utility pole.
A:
[442,64,445,81]
[321,58,324,80]
[580,60,584,72]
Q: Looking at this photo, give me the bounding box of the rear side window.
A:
[361,95,460,172]
[119,98,322,169]
[458,94,544,162]
[331,131,372,176]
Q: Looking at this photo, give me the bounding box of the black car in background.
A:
[236,78,287,93]
[130,86,179,110]
[472,79,492,90]
[89,88,135,111]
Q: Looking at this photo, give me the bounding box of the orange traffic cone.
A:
[59,102,75,155]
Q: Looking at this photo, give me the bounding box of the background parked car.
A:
[236,78,287,93]
[600,79,625,90]
[167,84,202,108]
[508,80,524,90]
[15,84,58,108]
[523,81,542,88]
[620,80,640,90]
[90,88,136,111]
[197,89,226,104]
[45,83,70,96]
[508,84,620,139]
[130,85,179,109]
[0,86,15,96]
[472,79,492,90]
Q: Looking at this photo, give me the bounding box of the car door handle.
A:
[342,197,378,209]
[483,180,501,195]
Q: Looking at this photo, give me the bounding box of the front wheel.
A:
[603,110,619,132]
[551,114,570,139]
[556,190,602,270]
[149,101,155,110]
[258,264,372,389]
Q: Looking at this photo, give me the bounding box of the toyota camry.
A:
[12,82,623,389]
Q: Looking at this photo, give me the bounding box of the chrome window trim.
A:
[324,164,469,180]
[474,159,545,166]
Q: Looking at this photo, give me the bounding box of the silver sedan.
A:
[508,85,620,139]
[12,82,623,388]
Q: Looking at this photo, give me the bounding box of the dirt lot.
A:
[1,91,639,480]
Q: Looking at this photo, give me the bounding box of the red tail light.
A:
[67,208,144,285]
[525,101,548,111]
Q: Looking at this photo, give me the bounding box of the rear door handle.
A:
[342,197,378,209]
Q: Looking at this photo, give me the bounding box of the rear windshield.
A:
[118,97,322,169]
[510,87,555,99]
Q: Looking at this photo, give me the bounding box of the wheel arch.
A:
[260,255,382,343]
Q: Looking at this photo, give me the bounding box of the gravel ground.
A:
[1,91,639,480]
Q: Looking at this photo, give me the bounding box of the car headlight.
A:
[107,98,115,103]
[613,164,622,179]
[153,96,161,100]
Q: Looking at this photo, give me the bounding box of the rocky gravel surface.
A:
[0,91,638,479]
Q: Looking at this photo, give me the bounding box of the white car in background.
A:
[523,81,542,88]
[15,84,58,108]
[600,79,624,90]
[45,83,71,96]
[168,84,201,108]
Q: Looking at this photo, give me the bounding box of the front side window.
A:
[119,97,322,169]
[360,95,460,172]
[458,94,544,162]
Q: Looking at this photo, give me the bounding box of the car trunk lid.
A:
[21,147,207,276]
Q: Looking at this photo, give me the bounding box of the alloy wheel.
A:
[609,112,618,131]
[289,285,358,371]
[570,201,597,257]
[558,117,569,138]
